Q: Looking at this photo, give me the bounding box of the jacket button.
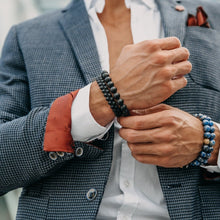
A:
[100,132,109,141]
[49,152,58,161]
[86,188,97,201]
[75,147,84,157]
[56,152,65,157]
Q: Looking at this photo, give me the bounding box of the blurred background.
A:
[0,1,71,219]
[0,0,71,51]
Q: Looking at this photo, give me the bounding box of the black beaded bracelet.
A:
[190,113,215,166]
[96,71,129,117]
[96,76,123,117]
[101,71,130,117]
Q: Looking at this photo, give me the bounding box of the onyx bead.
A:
[118,99,124,106]
[107,81,114,88]
[105,77,111,83]
[113,93,120,100]
[110,87,117,93]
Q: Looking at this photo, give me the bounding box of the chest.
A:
[98,14,133,69]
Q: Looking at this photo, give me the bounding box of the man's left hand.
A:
[118,104,219,168]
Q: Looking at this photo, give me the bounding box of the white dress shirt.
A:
[71,0,220,219]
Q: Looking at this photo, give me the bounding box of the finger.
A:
[171,76,188,91]
[119,128,156,143]
[119,126,176,143]
[128,142,172,156]
[130,104,171,116]
[132,154,178,168]
[120,125,178,143]
[132,154,162,165]
[118,113,164,130]
[133,154,192,168]
[172,61,192,79]
[138,37,181,52]
[167,47,190,64]
[159,37,181,50]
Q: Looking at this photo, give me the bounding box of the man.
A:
[0,0,220,219]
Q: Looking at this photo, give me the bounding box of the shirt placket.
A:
[117,140,139,220]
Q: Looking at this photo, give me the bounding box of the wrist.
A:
[89,81,115,126]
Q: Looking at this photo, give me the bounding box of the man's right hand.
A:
[110,37,192,110]
[90,37,192,126]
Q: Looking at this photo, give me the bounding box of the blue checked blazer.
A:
[0,0,220,219]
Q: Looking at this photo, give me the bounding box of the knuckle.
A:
[162,80,173,94]
[146,40,160,51]
[161,66,175,77]
[156,131,175,143]
[186,61,192,72]
[182,77,188,87]
[157,103,170,111]
[166,113,178,125]
[153,52,168,65]
[166,132,176,142]
[126,130,137,143]
[133,119,144,129]
[171,37,181,47]
[182,47,190,58]
[162,146,173,155]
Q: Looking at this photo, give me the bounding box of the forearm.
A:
[90,81,115,126]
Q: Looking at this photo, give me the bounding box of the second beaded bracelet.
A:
[190,113,215,166]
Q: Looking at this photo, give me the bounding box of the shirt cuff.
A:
[71,83,113,142]
[202,122,220,173]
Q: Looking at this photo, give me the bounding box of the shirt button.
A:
[56,152,65,157]
[124,180,130,188]
[49,152,58,161]
[75,147,84,157]
[86,188,97,201]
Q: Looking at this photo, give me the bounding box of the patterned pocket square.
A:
[187,6,210,28]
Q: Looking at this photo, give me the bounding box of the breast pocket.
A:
[184,27,220,92]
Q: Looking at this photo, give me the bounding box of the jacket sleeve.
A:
[0,26,76,196]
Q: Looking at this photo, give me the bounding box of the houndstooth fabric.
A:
[0,0,219,219]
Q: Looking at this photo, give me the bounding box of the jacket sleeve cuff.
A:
[44,90,79,153]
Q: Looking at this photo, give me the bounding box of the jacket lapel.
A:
[59,0,102,84]
[156,0,188,45]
